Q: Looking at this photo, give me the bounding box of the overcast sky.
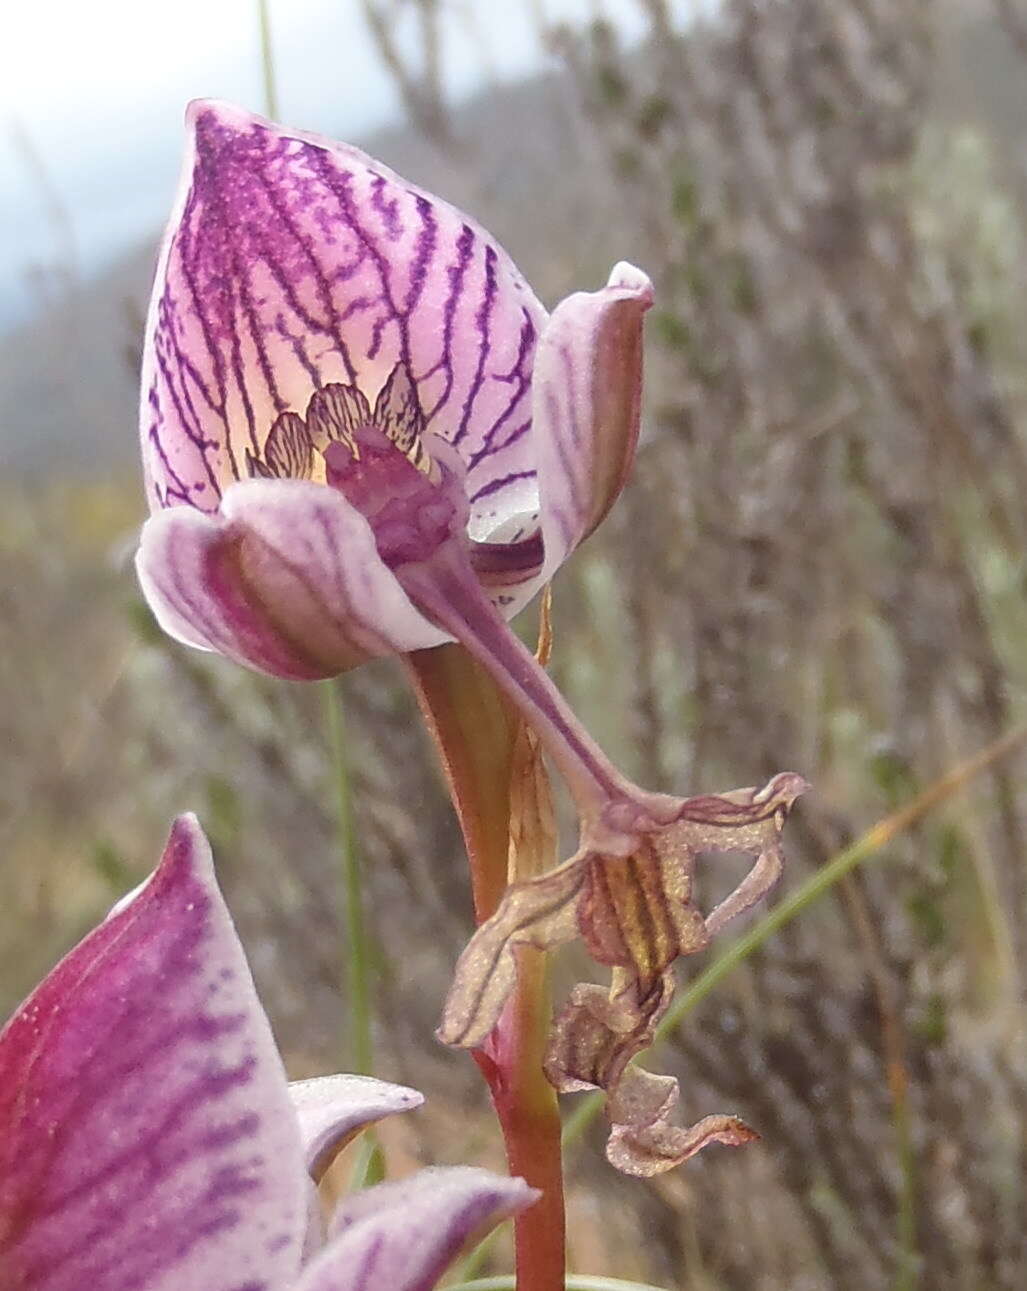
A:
[0,0,672,329]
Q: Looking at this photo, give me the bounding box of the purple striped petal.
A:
[141,99,548,542]
[288,1076,423,1184]
[136,478,446,679]
[535,262,653,579]
[0,816,307,1291]
[293,1168,538,1291]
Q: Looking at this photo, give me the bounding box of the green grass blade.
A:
[323,679,374,1075]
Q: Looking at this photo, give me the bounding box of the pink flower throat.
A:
[324,426,465,570]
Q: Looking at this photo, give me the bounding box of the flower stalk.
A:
[409,640,566,1291]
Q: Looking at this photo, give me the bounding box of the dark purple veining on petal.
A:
[275,314,324,387]
[149,296,225,507]
[0,817,305,1291]
[469,469,537,505]
[247,166,360,381]
[418,223,473,419]
[301,153,408,370]
[481,419,532,463]
[466,313,536,469]
[370,174,402,242]
[452,244,499,446]
[181,167,262,455]
[142,103,549,527]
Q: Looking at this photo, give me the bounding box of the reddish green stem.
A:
[477,945,565,1291]
[408,643,566,1291]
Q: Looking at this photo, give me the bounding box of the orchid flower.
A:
[135,101,806,1171]
[137,99,648,679]
[0,815,536,1291]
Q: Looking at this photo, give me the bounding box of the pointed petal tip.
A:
[755,769,811,811]
[327,1165,540,1233]
[105,813,212,922]
[288,1074,425,1182]
[607,260,655,301]
[184,100,270,172]
[786,771,813,800]
[295,1168,537,1291]
[181,98,360,168]
[184,96,261,136]
[166,809,205,853]
[162,811,219,887]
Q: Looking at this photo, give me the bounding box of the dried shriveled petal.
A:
[440,773,807,1053]
[535,262,654,580]
[679,771,810,936]
[545,973,676,1102]
[609,1110,759,1177]
[0,816,307,1291]
[136,478,446,679]
[545,975,757,1177]
[142,98,548,545]
[294,1167,537,1291]
[576,832,709,1006]
[288,1075,423,1184]
[437,854,587,1048]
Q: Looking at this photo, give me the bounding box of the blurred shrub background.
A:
[3,2,1027,1287]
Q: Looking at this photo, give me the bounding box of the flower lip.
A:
[136,478,451,679]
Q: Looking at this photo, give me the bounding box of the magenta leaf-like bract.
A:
[0,819,536,1290]
[0,815,308,1291]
